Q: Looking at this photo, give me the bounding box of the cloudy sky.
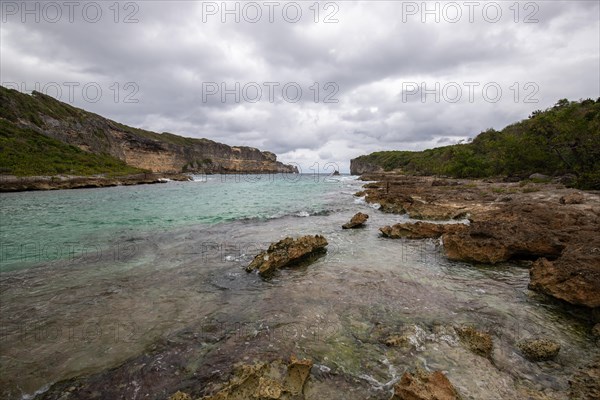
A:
[1,1,599,172]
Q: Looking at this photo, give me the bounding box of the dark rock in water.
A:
[332,170,340,176]
[380,222,467,239]
[342,212,369,229]
[246,235,328,277]
[391,368,460,400]
[517,338,561,362]
[455,326,493,358]
[559,192,585,204]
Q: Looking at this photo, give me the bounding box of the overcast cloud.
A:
[1,0,599,172]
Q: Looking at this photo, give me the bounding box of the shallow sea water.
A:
[0,175,597,399]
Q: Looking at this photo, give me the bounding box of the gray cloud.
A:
[1,0,598,172]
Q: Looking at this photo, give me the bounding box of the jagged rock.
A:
[350,157,384,175]
[202,356,313,400]
[342,212,369,229]
[391,368,460,400]
[380,222,467,239]
[455,326,493,358]
[517,338,561,362]
[529,244,600,308]
[168,391,192,400]
[443,221,565,264]
[593,324,600,338]
[407,204,468,220]
[559,192,585,204]
[246,235,328,277]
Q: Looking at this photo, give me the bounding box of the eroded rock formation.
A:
[246,235,328,278]
[342,212,369,229]
[391,368,460,400]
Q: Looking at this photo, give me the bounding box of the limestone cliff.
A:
[350,156,383,175]
[0,87,298,174]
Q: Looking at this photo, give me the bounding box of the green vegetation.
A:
[0,120,144,176]
[355,98,600,189]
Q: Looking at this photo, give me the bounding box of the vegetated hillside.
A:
[0,119,144,176]
[351,98,600,189]
[0,86,298,176]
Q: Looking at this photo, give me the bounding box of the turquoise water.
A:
[0,175,597,400]
[0,174,344,271]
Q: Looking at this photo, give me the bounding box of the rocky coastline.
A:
[8,172,600,400]
[0,173,192,192]
[360,172,600,314]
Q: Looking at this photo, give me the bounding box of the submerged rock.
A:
[517,338,561,362]
[391,368,460,400]
[380,222,467,239]
[246,235,328,277]
[455,326,493,358]
[342,212,369,229]
[569,360,600,399]
[201,356,313,400]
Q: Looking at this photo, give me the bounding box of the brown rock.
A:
[560,192,585,204]
[380,222,467,239]
[342,212,369,229]
[529,247,600,308]
[407,203,468,221]
[442,221,565,264]
[284,355,313,395]
[168,391,192,400]
[246,235,328,277]
[391,369,460,400]
[455,326,493,358]
[202,357,313,400]
[517,338,561,362]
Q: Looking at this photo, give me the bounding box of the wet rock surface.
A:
[380,222,467,239]
[246,235,328,278]
[192,356,313,400]
[569,359,600,399]
[342,212,369,229]
[517,338,561,362]
[455,326,493,359]
[391,368,460,400]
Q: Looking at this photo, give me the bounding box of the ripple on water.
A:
[1,179,597,399]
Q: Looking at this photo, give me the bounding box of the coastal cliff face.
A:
[0,87,298,174]
[349,157,383,175]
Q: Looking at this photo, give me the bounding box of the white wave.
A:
[369,202,381,210]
